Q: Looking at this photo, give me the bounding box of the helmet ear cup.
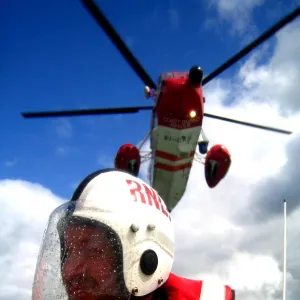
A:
[140,250,158,275]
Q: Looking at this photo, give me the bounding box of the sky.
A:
[1,0,300,299]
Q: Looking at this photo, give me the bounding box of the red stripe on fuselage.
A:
[155,162,192,172]
[156,150,195,161]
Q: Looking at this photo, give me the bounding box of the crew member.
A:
[32,169,235,300]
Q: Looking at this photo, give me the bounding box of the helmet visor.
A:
[32,201,131,300]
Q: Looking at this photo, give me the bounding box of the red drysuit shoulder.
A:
[162,273,235,300]
[163,273,202,300]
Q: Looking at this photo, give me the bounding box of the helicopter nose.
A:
[188,66,203,85]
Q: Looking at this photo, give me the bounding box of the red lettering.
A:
[126,179,146,204]
[157,195,170,220]
[126,179,170,221]
[142,183,160,210]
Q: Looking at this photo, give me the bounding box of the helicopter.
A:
[21,0,298,212]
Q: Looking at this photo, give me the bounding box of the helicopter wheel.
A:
[198,141,208,155]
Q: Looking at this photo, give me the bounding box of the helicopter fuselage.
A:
[148,72,204,212]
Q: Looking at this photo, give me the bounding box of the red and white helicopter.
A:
[22,0,298,212]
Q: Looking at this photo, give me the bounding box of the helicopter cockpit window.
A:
[161,72,174,80]
[179,72,188,78]
[163,72,187,79]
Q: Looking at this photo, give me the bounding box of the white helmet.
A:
[32,169,175,300]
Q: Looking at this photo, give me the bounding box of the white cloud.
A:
[237,20,300,113]
[168,7,180,29]
[174,21,300,299]
[193,252,283,299]
[97,154,114,168]
[0,180,63,299]
[4,159,18,167]
[140,20,300,299]
[54,119,73,139]
[208,0,265,35]
[55,146,66,155]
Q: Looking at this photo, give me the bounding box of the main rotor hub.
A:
[188,66,203,85]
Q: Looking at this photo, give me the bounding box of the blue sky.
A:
[1,0,299,199]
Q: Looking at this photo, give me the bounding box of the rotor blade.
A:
[22,107,292,134]
[202,7,300,86]
[21,106,154,118]
[204,112,292,134]
[81,0,157,89]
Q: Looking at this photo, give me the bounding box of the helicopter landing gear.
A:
[198,141,209,155]
[198,128,209,155]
